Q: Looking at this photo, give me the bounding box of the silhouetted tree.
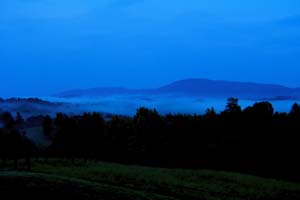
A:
[222,97,242,116]
[9,100,300,181]
[107,116,134,162]
[51,114,78,162]
[289,103,300,118]
[43,115,53,138]
[80,112,105,159]
[15,112,24,125]
[252,102,274,118]
[134,108,165,164]
[1,112,15,129]
[0,128,36,170]
[204,107,217,118]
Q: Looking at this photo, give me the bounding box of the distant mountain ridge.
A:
[0,97,58,106]
[55,79,300,100]
[56,87,134,98]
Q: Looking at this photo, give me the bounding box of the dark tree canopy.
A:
[1,99,300,182]
[223,97,242,115]
[252,101,274,118]
[290,103,300,118]
[43,115,53,138]
[1,112,15,129]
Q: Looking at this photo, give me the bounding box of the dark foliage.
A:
[0,113,36,170]
[1,99,300,182]
[43,115,53,138]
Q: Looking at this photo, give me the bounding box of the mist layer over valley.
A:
[1,79,299,117]
[43,95,298,116]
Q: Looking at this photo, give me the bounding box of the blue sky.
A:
[0,0,300,97]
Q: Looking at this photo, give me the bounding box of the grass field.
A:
[1,159,300,200]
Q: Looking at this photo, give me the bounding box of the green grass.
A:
[1,159,300,200]
[0,171,171,200]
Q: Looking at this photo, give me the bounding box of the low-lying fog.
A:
[1,95,298,118]
[41,95,298,116]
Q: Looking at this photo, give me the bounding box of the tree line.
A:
[1,98,300,181]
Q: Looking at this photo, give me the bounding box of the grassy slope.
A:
[0,171,171,200]
[1,159,300,200]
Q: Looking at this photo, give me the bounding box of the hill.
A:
[0,98,66,118]
[1,159,300,200]
[55,79,300,100]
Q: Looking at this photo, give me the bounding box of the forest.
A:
[1,98,300,182]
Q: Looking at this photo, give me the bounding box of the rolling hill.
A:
[56,79,300,100]
[0,98,69,118]
[1,159,300,200]
[1,79,299,117]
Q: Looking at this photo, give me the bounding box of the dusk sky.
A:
[1,0,300,97]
